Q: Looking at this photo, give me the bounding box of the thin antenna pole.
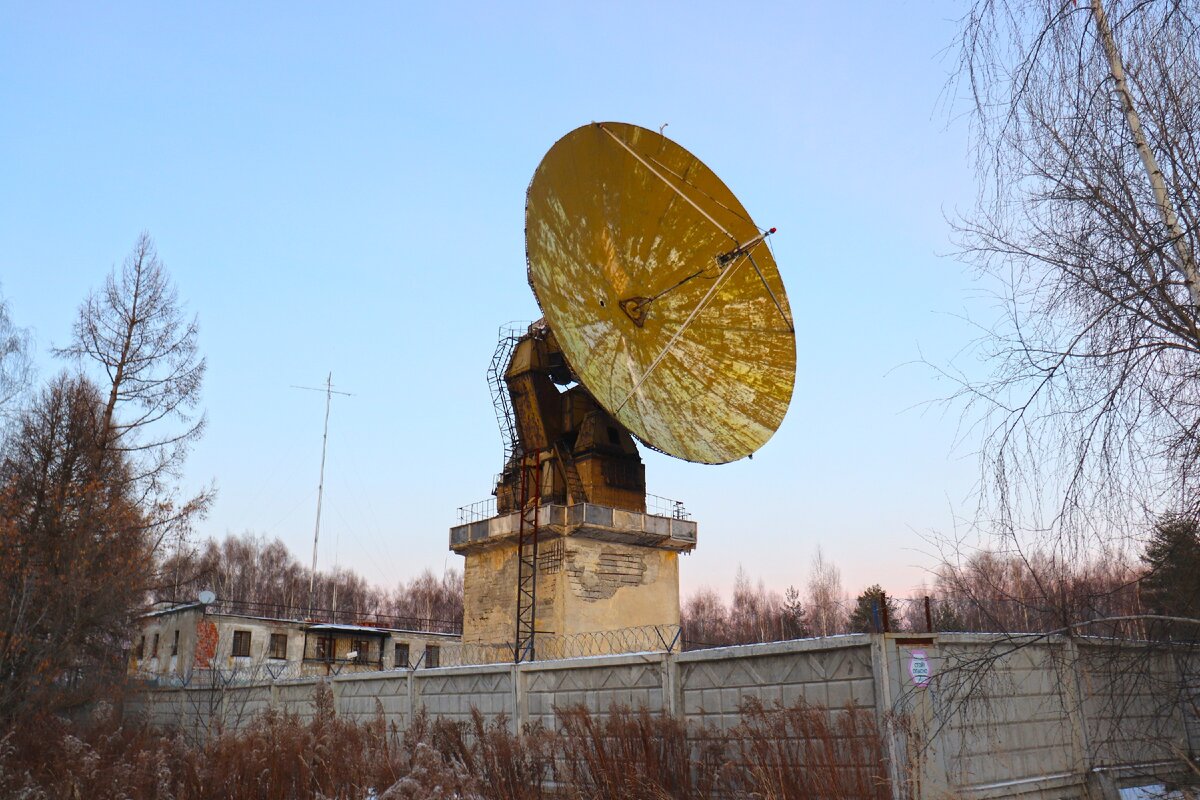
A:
[292,373,353,617]
[309,373,332,616]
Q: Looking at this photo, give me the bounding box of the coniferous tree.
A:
[848,585,901,634]
[1140,516,1200,639]
[781,585,810,639]
[55,233,211,561]
[0,374,149,724]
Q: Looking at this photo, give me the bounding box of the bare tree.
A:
[56,233,210,552]
[680,570,808,648]
[159,531,465,629]
[0,288,32,416]
[806,547,847,637]
[386,569,464,626]
[945,0,1200,596]
[930,548,1142,634]
[681,586,730,648]
[927,5,1200,774]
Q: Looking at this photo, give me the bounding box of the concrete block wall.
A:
[415,664,514,725]
[678,637,876,731]
[911,637,1079,798]
[1076,642,1193,779]
[335,673,409,727]
[523,653,668,729]
[276,680,323,724]
[128,633,1197,799]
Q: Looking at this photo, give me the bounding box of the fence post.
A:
[402,669,413,731]
[409,668,422,724]
[869,634,906,800]
[662,651,679,717]
[1173,647,1197,760]
[330,674,344,718]
[513,662,526,735]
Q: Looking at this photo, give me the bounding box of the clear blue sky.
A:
[1,2,986,602]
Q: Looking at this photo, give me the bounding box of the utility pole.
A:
[293,373,352,617]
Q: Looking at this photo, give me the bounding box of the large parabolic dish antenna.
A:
[525,122,796,464]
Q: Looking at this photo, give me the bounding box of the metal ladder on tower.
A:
[514,455,542,663]
[488,325,524,467]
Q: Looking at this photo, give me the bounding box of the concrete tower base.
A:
[449,503,697,649]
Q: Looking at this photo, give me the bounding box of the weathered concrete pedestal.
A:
[449,503,697,647]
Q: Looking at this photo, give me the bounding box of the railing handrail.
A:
[455,494,691,523]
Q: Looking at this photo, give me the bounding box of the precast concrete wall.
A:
[885,634,1199,799]
[415,663,515,725]
[125,633,1199,799]
[678,636,876,731]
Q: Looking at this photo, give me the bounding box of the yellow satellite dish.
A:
[525,122,795,464]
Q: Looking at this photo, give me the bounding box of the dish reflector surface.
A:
[525,122,795,464]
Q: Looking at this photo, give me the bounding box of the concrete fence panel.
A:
[412,663,514,726]
[677,637,877,731]
[126,632,1200,799]
[523,652,668,729]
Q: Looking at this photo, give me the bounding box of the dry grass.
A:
[0,683,405,800]
[726,697,893,800]
[0,689,896,800]
[555,703,723,799]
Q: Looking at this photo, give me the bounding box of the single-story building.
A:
[130,599,460,684]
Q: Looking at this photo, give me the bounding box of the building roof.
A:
[141,602,203,618]
[302,622,393,636]
[300,622,459,639]
[139,604,461,640]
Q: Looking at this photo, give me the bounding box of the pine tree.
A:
[1140,517,1200,639]
[848,585,901,634]
[781,585,810,639]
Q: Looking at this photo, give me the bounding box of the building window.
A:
[315,635,334,661]
[171,630,180,656]
[152,633,160,658]
[425,645,439,669]
[394,643,410,669]
[351,639,370,664]
[269,633,288,660]
[138,636,146,660]
[231,630,251,658]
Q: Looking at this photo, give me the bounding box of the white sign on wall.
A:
[909,649,931,687]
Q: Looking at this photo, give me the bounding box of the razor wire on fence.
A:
[679,591,1160,648]
[437,624,684,667]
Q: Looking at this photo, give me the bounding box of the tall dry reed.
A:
[0,690,896,800]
